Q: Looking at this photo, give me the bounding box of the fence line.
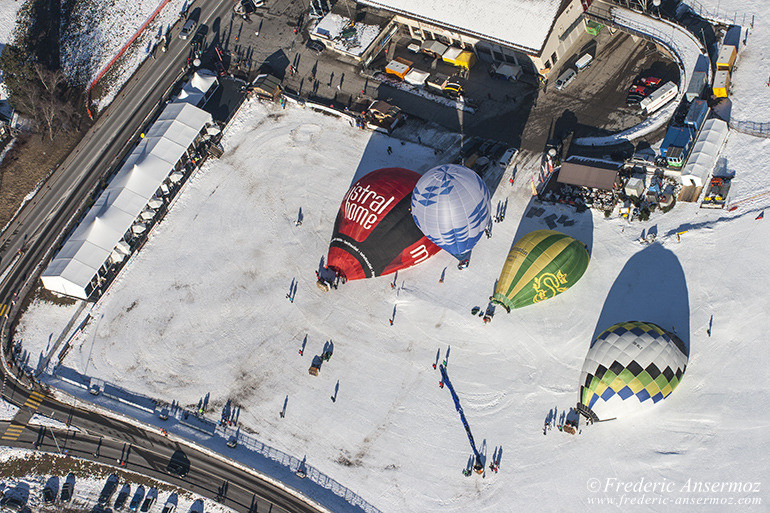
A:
[216,425,383,513]
[680,0,754,27]
[728,120,770,138]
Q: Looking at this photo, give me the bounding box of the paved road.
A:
[1,375,308,512]
[0,1,324,512]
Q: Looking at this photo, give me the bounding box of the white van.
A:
[575,53,593,71]
[554,69,577,90]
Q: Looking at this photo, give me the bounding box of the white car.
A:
[554,68,577,90]
[498,148,519,168]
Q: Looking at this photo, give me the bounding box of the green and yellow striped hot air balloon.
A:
[492,230,589,312]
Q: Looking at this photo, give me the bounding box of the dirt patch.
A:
[0,130,84,230]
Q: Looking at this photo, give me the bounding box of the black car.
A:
[166,450,190,478]
[129,486,145,512]
[60,475,75,503]
[98,474,119,505]
[114,485,131,511]
[140,487,157,512]
[306,40,325,54]
[42,484,56,504]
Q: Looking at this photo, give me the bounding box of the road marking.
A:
[24,391,45,410]
[1,423,25,440]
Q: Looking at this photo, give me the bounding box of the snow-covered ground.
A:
[0,397,19,421]
[17,93,770,512]
[6,0,770,510]
[0,447,234,513]
[61,0,188,108]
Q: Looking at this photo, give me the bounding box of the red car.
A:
[639,76,662,87]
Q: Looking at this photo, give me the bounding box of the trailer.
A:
[640,81,678,115]
[685,71,707,102]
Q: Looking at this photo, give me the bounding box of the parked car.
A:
[140,487,157,512]
[306,40,325,54]
[129,485,145,512]
[114,485,131,511]
[60,475,75,503]
[161,493,178,513]
[0,494,25,511]
[42,483,56,504]
[554,68,577,90]
[179,18,197,40]
[98,474,119,506]
[626,85,647,105]
[498,147,519,168]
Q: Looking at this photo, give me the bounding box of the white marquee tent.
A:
[41,102,212,300]
[680,118,729,187]
[175,69,219,107]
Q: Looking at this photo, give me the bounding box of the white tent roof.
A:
[175,70,219,107]
[681,118,729,187]
[358,0,563,54]
[41,102,212,300]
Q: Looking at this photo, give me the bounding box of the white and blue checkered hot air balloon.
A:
[411,164,491,261]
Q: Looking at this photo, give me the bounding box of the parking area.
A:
[182,4,680,158]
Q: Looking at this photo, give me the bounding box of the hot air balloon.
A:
[324,168,441,284]
[411,164,491,267]
[577,321,689,422]
[491,230,589,312]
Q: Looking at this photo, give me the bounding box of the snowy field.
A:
[17,95,770,512]
[0,447,234,513]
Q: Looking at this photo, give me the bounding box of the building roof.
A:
[41,102,212,299]
[358,0,565,54]
[558,157,621,190]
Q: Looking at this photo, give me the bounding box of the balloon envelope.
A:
[411,164,491,260]
[327,168,440,281]
[577,321,689,421]
[492,230,589,311]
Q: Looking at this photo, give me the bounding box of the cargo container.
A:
[716,45,737,72]
[684,99,709,131]
[712,70,730,98]
[685,71,708,102]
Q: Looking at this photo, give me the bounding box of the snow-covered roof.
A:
[41,102,212,299]
[311,13,381,57]
[175,70,219,107]
[681,118,729,188]
[358,0,564,53]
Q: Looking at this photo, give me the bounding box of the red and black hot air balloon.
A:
[323,168,440,284]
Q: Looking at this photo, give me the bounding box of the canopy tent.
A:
[681,118,729,187]
[404,68,430,86]
[41,102,212,300]
[442,47,476,70]
[175,70,219,107]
